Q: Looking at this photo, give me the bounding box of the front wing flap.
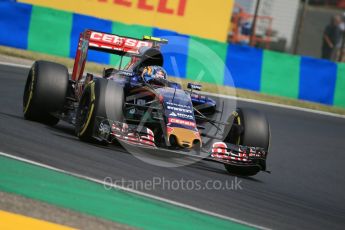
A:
[211,142,267,163]
[94,117,156,148]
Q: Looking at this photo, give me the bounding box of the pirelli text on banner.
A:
[18,0,234,42]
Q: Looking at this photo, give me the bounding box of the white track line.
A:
[1,61,344,119]
[200,92,345,119]
[0,151,269,230]
[0,61,32,69]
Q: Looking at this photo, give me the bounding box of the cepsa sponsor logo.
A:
[98,0,187,16]
[167,106,193,114]
[168,118,196,128]
[90,32,151,49]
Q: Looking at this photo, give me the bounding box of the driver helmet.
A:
[141,66,167,83]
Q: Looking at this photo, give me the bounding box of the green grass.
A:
[1,45,345,116]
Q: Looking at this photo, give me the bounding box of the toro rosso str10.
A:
[23,30,270,176]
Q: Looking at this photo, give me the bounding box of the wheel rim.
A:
[78,92,91,128]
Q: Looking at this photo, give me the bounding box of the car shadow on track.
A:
[187,161,230,175]
[187,161,264,182]
[48,123,76,136]
[0,111,25,120]
[47,123,265,182]
[47,124,131,154]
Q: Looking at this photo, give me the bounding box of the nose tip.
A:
[179,139,200,149]
[167,128,201,149]
[182,143,190,148]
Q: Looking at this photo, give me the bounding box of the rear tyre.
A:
[23,61,69,126]
[224,108,270,176]
[75,78,124,142]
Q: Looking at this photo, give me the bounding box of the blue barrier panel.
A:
[224,44,263,91]
[299,57,337,105]
[152,28,189,78]
[0,1,32,49]
[223,61,235,88]
[70,14,112,64]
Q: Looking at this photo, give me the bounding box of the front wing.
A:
[93,117,267,170]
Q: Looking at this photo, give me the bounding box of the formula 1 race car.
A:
[23,30,270,176]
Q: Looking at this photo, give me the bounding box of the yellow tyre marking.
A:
[23,66,35,115]
[0,210,75,230]
[236,116,241,145]
[78,81,95,137]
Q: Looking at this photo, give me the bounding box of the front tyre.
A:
[224,108,270,176]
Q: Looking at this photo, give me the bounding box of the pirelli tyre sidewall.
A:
[224,107,270,176]
[237,108,270,151]
[75,78,124,142]
[23,60,69,125]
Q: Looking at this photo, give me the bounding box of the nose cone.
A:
[167,127,201,149]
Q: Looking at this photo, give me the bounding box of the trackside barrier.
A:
[0,1,344,108]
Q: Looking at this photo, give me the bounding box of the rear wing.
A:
[72,29,168,81]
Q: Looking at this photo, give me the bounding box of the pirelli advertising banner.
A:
[18,0,234,42]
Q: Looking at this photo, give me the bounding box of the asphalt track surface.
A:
[1,64,345,229]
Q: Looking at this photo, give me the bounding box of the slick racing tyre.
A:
[224,108,270,176]
[75,78,124,142]
[23,61,69,126]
